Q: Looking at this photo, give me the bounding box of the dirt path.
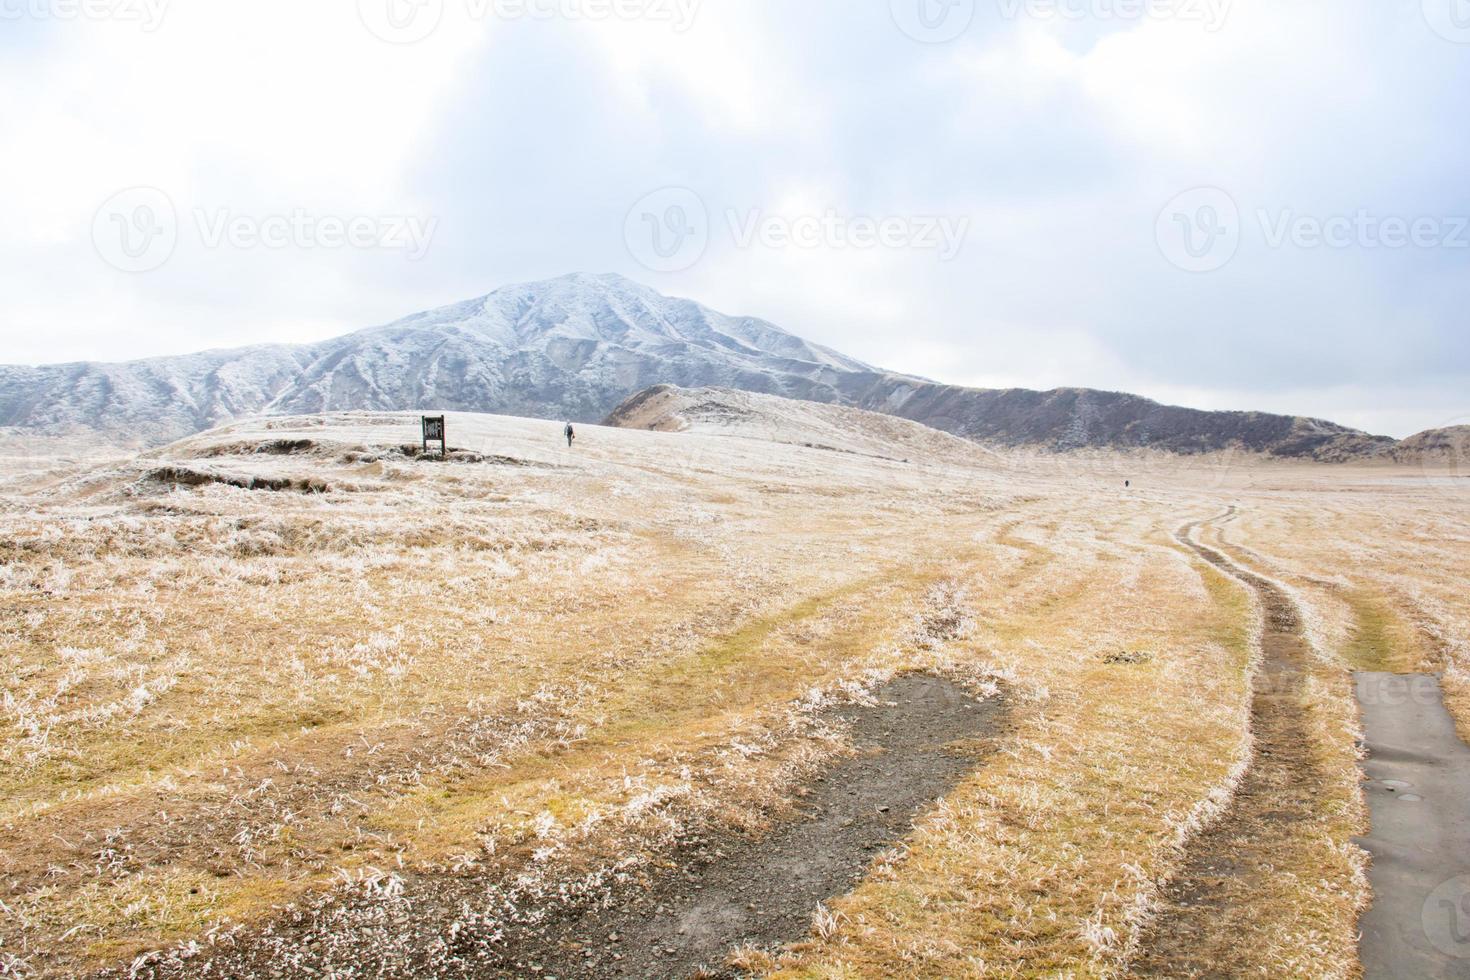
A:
[1131,511,1328,977]
[1355,672,1470,977]
[502,673,1003,979]
[109,674,1002,979]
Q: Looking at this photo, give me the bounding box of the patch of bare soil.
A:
[147,466,331,493]
[195,439,322,457]
[1131,515,1326,976]
[188,437,537,467]
[504,674,1002,979]
[106,674,1002,979]
[362,445,532,466]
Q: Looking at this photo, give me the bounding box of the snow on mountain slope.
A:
[606,384,999,465]
[0,272,1399,459]
[0,274,878,447]
[0,345,317,447]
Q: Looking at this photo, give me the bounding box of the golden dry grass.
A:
[0,411,1466,977]
[1215,470,1470,736]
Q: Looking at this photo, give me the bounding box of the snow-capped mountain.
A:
[0,272,1401,458]
[0,274,877,447]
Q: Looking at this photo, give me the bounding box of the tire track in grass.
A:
[1131,509,1336,977]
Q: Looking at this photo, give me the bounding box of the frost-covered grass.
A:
[770,509,1265,977]
[0,413,1456,978]
[1224,473,1470,735]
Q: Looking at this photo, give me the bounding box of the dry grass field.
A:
[1,403,1466,977]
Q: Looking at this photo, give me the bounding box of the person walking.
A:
[564,422,576,448]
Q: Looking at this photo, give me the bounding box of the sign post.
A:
[422,415,447,457]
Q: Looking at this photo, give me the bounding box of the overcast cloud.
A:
[2,0,1468,436]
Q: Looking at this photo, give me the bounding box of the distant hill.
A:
[1390,425,1470,464]
[832,381,1398,461]
[604,384,999,464]
[0,273,1402,460]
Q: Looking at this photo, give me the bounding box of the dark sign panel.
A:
[422,415,446,456]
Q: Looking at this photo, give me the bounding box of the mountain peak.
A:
[0,275,1400,461]
[481,271,657,303]
[0,275,875,446]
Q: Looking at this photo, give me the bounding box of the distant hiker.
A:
[564,422,576,448]
[1125,480,1130,489]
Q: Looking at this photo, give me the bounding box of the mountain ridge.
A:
[0,273,1418,460]
[0,273,877,446]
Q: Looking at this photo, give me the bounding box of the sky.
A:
[2,0,1468,437]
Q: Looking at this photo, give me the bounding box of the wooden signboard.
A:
[422,415,446,457]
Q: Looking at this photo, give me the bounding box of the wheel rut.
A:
[1132,510,1328,977]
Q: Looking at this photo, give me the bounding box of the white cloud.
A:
[0,0,1466,437]
[0,3,484,361]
